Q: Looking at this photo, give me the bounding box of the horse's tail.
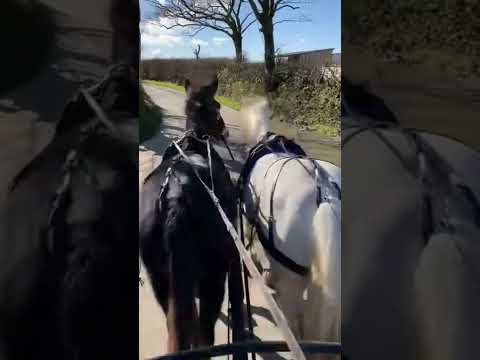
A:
[304,200,341,345]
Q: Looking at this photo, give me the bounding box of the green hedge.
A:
[217,62,341,135]
[344,0,480,78]
[141,59,341,136]
[271,66,340,135]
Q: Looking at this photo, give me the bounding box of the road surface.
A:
[139,85,291,360]
[0,114,54,248]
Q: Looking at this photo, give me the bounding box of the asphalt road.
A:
[0,116,54,249]
[139,85,290,360]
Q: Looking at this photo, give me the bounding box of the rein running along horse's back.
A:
[0,64,138,360]
[342,78,480,360]
[238,100,341,358]
[139,76,246,359]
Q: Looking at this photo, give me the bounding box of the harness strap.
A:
[259,156,340,276]
[238,201,256,353]
[343,119,480,242]
[206,138,214,193]
[255,220,309,276]
[259,158,310,276]
[47,128,95,255]
[239,135,341,277]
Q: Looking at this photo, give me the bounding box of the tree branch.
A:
[273,18,299,25]
[241,18,257,34]
[247,0,262,19]
[275,4,300,13]
[146,0,256,61]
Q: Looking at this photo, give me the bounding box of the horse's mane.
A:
[342,77,398,124]
[240,99,271,146]
[237,133,307,190]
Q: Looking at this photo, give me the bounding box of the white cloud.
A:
[140,17,200,52]
[141,33,183,48]
[192,38,209,47]
[141,20,185,49]
[213,36,228,46]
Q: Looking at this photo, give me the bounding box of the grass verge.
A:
[140,85,163,143]
[143,80,241,111]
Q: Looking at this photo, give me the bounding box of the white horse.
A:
[238,100,341,356]
[341,82,480,360]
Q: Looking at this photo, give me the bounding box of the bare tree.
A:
[148,0,256,63]
[246,0,309,92]
[193,44,201,59]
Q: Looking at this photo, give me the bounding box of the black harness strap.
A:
[250,156,310,276]
[238,133,341,277]
[342,117,480,243]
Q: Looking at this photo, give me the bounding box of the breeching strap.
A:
[171,139,307,360]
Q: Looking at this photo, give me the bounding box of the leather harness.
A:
[237,132,341,277]
[342,118,480,242]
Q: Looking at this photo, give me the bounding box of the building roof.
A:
[276,48,335,58]
[332,52,341,65]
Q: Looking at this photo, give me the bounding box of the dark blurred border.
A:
[0,0,139,358]
[342,1,480,360]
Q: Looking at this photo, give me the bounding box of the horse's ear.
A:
[184,78,191,93]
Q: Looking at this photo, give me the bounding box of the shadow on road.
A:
[217,309,288,360]
[251,305,276,325]
[251,334,289,360]
[141,121,186,155]
[164,114,188,123]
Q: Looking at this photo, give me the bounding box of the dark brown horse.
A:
[0,65,138,360]
[139,76,246,359]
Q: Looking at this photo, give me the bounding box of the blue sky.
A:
[140,0,340,61]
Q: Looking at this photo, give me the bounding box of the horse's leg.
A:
[197,267,226,349]
[147,268,169,315]
[270,257,307,339]
[228,259,248,360]
[167,252,196,353]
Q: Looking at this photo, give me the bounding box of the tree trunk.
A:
[262,19,276,93]
[233,34,243,63]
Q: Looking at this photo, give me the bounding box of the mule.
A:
[237,100,341,357]
[139,77,246,359]
[0,64,138,360]
[341,78,480,360]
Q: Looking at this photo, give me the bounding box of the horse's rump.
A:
[304,200,341,344]
[243,153,340,272]
[342,123,480,360]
